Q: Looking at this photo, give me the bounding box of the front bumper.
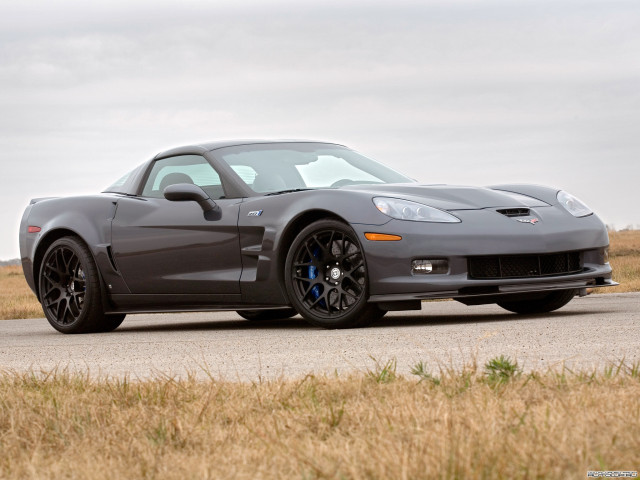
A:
[351,207,616,302]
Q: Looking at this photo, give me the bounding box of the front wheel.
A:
[497,289,577,314]
[284,219,386,329]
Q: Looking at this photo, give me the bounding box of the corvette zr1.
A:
[19,140,616,333]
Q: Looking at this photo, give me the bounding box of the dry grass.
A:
[0,265,42,320]
[1,230,638,320]
[0,361,638,479]
[608,230,640,293]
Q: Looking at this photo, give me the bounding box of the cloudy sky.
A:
[1,0,639,260]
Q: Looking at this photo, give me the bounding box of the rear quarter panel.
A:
[20,194,129,298]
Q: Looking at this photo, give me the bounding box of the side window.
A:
[104,163,146,194]
[141,155,225,199]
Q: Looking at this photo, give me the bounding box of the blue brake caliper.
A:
[308,247,324,305]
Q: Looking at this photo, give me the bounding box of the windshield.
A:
[212,142,413,194]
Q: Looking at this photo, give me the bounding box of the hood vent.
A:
[497,208,530,217]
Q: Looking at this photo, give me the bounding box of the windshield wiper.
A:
[264,188,313,196]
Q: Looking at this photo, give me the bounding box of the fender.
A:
[236,189,392,304]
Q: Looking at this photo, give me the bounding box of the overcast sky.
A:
[1,0,639,259]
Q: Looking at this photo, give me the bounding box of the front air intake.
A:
[468,252,583,279]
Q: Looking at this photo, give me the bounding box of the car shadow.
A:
[370,309,600,327]
[118,316,311,333]
[116,308,610,334]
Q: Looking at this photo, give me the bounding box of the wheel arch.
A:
[33,228,93,300]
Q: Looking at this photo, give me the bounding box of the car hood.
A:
[344,184,550,211]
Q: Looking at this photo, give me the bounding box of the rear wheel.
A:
[284,219,386,329]
[39,236,109,334]
[497,289,577,314]
[237,308,298,321]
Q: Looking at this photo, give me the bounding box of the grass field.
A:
[608,230,640,292]
[0,359,638,479]
[0,265,43,320]
[1,230,638,320]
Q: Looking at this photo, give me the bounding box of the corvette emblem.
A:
[517,218,540,225]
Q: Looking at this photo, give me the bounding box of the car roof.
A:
[155,139,346,159]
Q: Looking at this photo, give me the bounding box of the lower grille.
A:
[468,252,583,279]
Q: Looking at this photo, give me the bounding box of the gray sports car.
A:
[19,140,616,333]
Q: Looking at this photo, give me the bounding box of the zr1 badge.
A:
[247,210,263,216]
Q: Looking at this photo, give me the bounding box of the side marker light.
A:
[28,226,41,233]
[364,233,402,241]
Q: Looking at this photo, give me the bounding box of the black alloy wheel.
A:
[39,237,119,333]
[285,219,386,328]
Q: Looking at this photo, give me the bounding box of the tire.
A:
[237,308,298,321]
[38,236,109,334]
[497,289,577,314]
[98,314,127,332]
[284,219,387,329]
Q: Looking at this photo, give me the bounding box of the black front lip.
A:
[368,271,617,303]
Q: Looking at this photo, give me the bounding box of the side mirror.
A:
[163,183,219,213]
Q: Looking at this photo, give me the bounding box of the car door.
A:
[111,154,242,296]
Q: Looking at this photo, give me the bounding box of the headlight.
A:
[557,190,593,217]
[373,197,461,223]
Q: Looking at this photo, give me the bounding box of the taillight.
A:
[28,226,41,233]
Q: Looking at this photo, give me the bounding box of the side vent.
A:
[497,208,530,217]
[107,201,118,220]
[106,245,119,272]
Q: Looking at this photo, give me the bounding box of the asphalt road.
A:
[1,293,638,381]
